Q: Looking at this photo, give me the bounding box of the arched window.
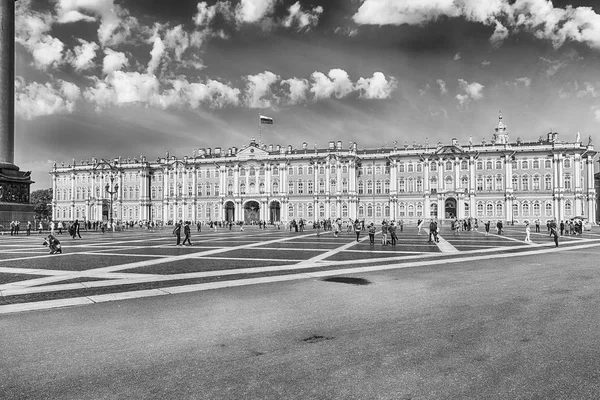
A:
[533,175,540,191]
[461,160,468,170]
[476,176,483,191]
[342,203,348,218]
[533,202,541,216]
[545,202,552,216]
[272,181,279,194]
[445,161,452,171]
[129,187,134,199]
[407,164,414,173]
[496,175,503,191]
[240,183,246,194]
[545,159,552,169]
[512,160,518,169]
[477,161,483,170]
[430,203,438,218]
[564,158,571,168]
[288,204,294,218]
[358,204,364,218]
[522,202,530,216]
[496,203,503,217]
[485,176,493,191]
[384,180,390,194]
[367,204,373,217]
[227,183,233,195]
[416,163,422,172]
[399,164,405,173]
[416,202,423,217]
[477,203,484,217]
[228,169,233,177]
[376,180,382,194]
[288,167,294,175]
[522,160,529,169]
[486,203,494,216]
[416,178,423,192]
[307,166,313,175]
[486,160,493,170]
[445,176,453,191]
[297,203,304,218]
[430,176,438,190]
[319,203,325,218]
[366,166,372,175]
[205,183,211,196]
[375,166,381,175]
[272,166,279,175]
[375,204,382,218]
[240,168,246,176]
[342,165,348,173]
[297,180,304,194]
[319,166,325,175]
[407,203,414,217]
[564,174,572,190]
[307,204,313,218]
[565,200,572,216]
[399,202,406,217]
[513,203,519,218]
[367,180,373,194]
[495,160,502,169]
[259,182,265,194]
[297,166,303,175]
[330,204,337,218]
[249,167,256,176]
[461,176,469,189]
[464,202,470,217]
[533,160,540,169]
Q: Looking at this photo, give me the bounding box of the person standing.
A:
[484,220,490,236]
[26,221,31,236]
[389,222,398,246]
[197,221,201,232]
[368,223,376,244]
[173,220,182,246]
[381,222,388,246]
[560,220,565,236]
[38,221,43,234]
[399,219,404,232]
[524,223,531,242]
[354,219,361,242]
[535,219,540,233]
[74,219,82,239]
[496,220,503,235]
[417,219,424,235]
[182,221,193,245]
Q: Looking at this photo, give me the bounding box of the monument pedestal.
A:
[0,163,35,229]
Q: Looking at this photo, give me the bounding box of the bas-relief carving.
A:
[0,183,30,203]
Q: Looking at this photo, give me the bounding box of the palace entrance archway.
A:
[244,200,260,224]
[269,201,280,223]
[224,201,235,222]
[445,198,457,219]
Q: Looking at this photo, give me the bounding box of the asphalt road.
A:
[2,245,600,399]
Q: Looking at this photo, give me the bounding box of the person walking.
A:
[26,221,31,236]
[38,221,43,234]
[524,223,531,242]
[354,219,361,242]
[182,221,193,245]
[173,220,182,246]
[550,225,559,247]
[496,220,503,235]
[560,220,565,236]
[74,219,82,239]
[484,220,490,236]
[417,219,424,235]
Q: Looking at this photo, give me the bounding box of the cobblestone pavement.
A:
[1,225,599,313]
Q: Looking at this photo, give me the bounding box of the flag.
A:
[260,115,274,125]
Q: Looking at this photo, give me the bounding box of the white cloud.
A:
[352,0,600,50]
[593,106,600,123]
[31,36,65,69]
[54,0,137,46]
[436,79,447,94]
[15,77,80,119]
[355,72,397,99]
[84,71,160,108]
[515,77,531,88]
[102,49,129,74]
[481,60,491,66]
[281,77,309,104]
[194,1,233,26]
[453,52,461,60]
[576,82,600,98]
[147,34,166,75]
[283,2,324,31]
[456,79,484,106]
[310,69,354,100]
[244,71,279,108]
[235,0,277,24]
[186,79,241,108]
[164,25,190,61]
[67,39,99,71]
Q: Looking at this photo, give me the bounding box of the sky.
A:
[14,0,600,190]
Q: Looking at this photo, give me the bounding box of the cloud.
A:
[593,106,600,123]
[481,60,491,66]
[194,1,233,26]
[576,82,600,98]
[456,79,484,106]
[31,36,65,69]
[310,69,354,100]
[67,39,99,71]
[281,77,309,104]
[84,72,240,110]
[54,0,138,46]
[244,71,279,108]
[147,34,166,75]
[453,52,461,61]
[355,72,397,99]
[539,56,567,77]
[102,49,129,74]
[15,3,65,69]
[436,79,447,94]
[15,77,81,119]
[283,2,324,31]
[163,25,191,61]
[352,0,600,50]
[235,0,277,24]
[515,77,531,88]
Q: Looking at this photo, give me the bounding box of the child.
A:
[43,234,62,254]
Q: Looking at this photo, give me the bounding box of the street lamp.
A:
[105,175,119,232]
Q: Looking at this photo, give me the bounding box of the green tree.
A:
[30,188,53,220]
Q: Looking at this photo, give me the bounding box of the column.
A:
[70,171,75,219]
[51,173,57,220]
[336,161,342,194]
[325,162,331,196]
[0,0,15,167]
[454,158,460,191]
[349,162,356,193]
[234,165,240,196]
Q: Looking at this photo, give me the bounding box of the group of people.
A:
[8,220,32,236]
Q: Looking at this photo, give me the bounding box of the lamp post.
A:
[105,174,119,232]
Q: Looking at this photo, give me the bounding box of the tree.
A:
[30,188,53,220]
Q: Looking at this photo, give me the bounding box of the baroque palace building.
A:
[50,115,598,225]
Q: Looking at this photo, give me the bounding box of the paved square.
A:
[1,225,599,313]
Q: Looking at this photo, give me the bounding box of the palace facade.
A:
[50,116,598,225]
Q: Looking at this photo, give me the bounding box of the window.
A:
[533,160,540,169]
[398,178,405,193]
[522,161,529,169]
[464,202,470,217]
[298,180,304,194]
[342,165,348,173]
[288,181,294,194]
[513,203,519,218]
[214,184,219,196]
[477,176,483,191]
[188,185,193,196]
[416,178,422,192]
[307,204,313,218]
[545,175,552,190]
[477,161,483,170]
[564,174,571,190]
[446,176,454,191]
[307,166,313,175]
[416,163,422,172]
[564,158,571,168]
[375,204,382,218]
[545,159,552,169]
[430,203,438,218]
[259,182,265,194]
[430,176,438,191]
[319,180,325,194]
[495,160,502,169]
[521,175,529,191]
[399,203,406,217]
[375,166,381,175]
[486,160,492,170]
[273,166,279,175]
[565,200,572,216]
[307,181,313,194]
[496,203,503,217]
[358,205,364,218]
[240,168,246,176]
[319,166,325,175]
[533,175,540,191]
[533,202,541,216]
[522,202,530,216]
[240,183,246,195]
[408,164,414,173]
[407,178,414,193]
[331,166,336,175]
[384,180,390,194]
[319,203,325,218]
[376,180,382,194]
[486,203,494,216]
[272,182,279,194]
[342,203,348,218]
[545,203,552,217]
[495,175,503,191]
[228,183,233,195]
[297,204,304,218]
[367,180,373,194]
[430,163,437,172]
[298,166,303,175]
[512,175,518,191]
[343,179,348,193]
[399,164,405,173]
[367,204,373,217]
[407,204,414,217]
[446,161,453,171]
[485,176,492,191]
[288,204,294,218]
[367,166,372,175]
[477,203,484,217]
[461,160,468,170]
[461,176,469,189]
[512,161,518,169]
[358,181,364,194]
[228,169,233,177]
[288,167,294,175]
